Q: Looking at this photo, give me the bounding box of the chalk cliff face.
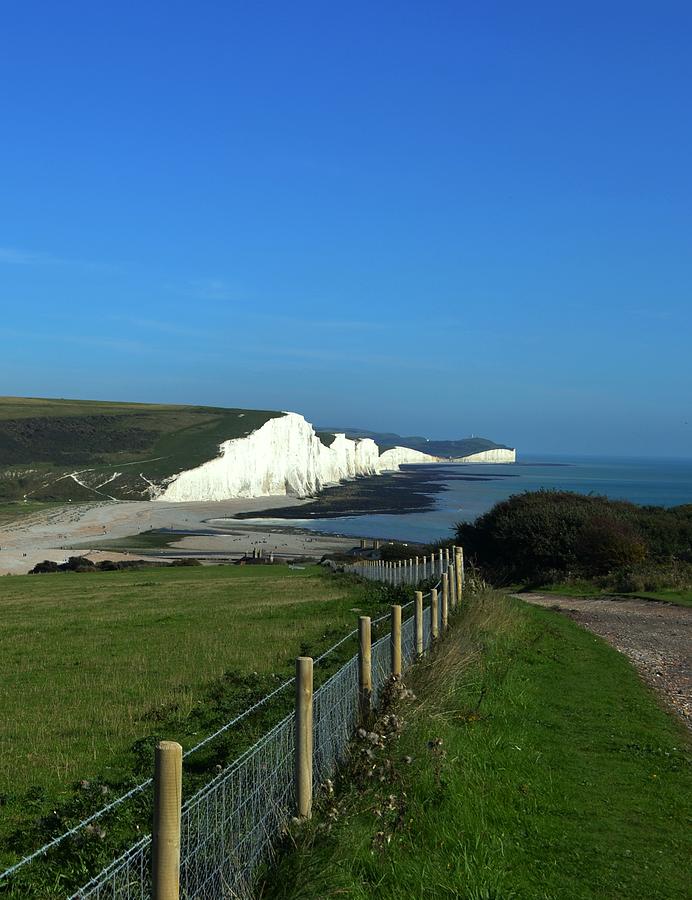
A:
[378,446,439,468]
[155,412,513,503]
[157,412,430,502]
[451,448,516,464]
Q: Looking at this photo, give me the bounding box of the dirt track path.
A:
[516,593,692,729]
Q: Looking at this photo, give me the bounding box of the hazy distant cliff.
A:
[450,448,516,464]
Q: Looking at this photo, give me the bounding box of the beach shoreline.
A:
[0,497,364,576]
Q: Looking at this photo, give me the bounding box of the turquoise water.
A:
[254,456,692,544]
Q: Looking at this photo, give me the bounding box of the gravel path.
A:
[516,593,691,729]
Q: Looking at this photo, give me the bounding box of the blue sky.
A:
[1,1,690,456]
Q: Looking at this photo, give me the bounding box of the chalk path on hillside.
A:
[516,593,692,730]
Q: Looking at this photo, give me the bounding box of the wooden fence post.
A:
[455,546,463,604]
[358,616,372,720]
[390,605,402,677]
[415,590,424,656]
[152,740,182,900]
[441,573,449,631]
[449,563,456,609]
[295,656,313,819]
[431,588,439,641]
[438,549,444,576]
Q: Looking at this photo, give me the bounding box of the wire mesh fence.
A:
[371,633,393,707]
[313,655,359,790]
[402,612,416,666]
[8,552,461,900]
[69,837,151,900]
[179,713,295,900]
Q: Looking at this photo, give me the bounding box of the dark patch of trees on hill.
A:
[0,415,156,465]
[30,556,202,574]
[456,491,692,587]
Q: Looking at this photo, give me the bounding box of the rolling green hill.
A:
[0,397,282,501]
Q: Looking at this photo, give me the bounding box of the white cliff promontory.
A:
[451,448,516,464]
[378,446,439,469]
[155,411,513,503]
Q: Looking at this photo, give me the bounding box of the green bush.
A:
[455,491,692,586]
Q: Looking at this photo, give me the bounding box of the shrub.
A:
[455,490,692,586]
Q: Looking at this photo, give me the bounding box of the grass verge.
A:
[261,591,691,900]
[531,581,692,608]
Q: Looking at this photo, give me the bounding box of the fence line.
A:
[0,617,376,890]
[4,546,464,899]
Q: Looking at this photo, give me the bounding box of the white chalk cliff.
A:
[156,412,438,502]
[155,412,514,503]
[451,448,516,464]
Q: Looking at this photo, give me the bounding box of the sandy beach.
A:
[0,498,359,576]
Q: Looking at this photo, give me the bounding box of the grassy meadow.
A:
[263,592,691,900]
[0,564,393,867]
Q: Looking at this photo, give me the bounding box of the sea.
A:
[247,455,692,545]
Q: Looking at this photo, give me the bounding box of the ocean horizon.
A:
[244,454,692,545]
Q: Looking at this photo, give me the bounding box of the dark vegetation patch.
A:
[29,555,202,574]
[0,397,282,500]
[456,490,692,592]
[0,416,156,465]
[315,430,338,448]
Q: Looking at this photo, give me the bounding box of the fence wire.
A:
[371,633,392,707]
[179,713,295,900]
[423,605,432,652]
[313,655,359,788]
[402,613,416,667]
[69,837,151,900]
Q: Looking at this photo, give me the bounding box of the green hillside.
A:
[0,397,282,501]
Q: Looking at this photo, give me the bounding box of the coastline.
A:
[0,464,515,574]
[0,497,361,576]
[232,464,512,520]
[3,456,688,575]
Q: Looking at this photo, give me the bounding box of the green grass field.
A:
[532,581,692,608]
[262,592,691,899]
[0,564,393,868]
